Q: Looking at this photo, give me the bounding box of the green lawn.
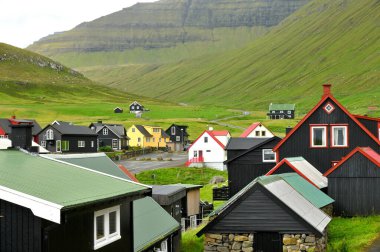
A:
[328,216,380,251]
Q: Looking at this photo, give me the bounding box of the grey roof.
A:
[269,104,296,110]
[91,122,127,138]
[0,118,42,135]
[205,174,331,235]
[49,121,97,136]
[161,129,170,138]
[152,185,186,205]
[135,125,153,137]
[166,124,189,136]
[44,153,131,180]
[225,137,271,150]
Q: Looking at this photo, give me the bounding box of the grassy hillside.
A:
[28,0,309,67]
[82,0,380,116]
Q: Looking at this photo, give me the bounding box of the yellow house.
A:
[127,125,170,148]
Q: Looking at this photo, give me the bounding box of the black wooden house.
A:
[274,84,380,174]
[38,121,98,153]
[324,147,380,216]
[129,101,144,113]
[225,136,281,197]
[165,124,189,151]
[267,103,295,119]
[89,121,129,150]
[0,149,151,252]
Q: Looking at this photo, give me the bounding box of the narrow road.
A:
[210,112,249,130]
[367,237,380,252]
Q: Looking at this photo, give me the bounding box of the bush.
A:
[99,146,113,152]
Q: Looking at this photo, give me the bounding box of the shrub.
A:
[99,146,113,152]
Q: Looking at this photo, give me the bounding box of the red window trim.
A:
[330,125,349,148]
[309,125,328,148]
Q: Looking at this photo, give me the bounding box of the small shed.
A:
[152,185,186,222]
[114,107,123,113]
[266,157,328,189]
[197,174,332,252]
[324,147,380,216]
[267,103,295,119]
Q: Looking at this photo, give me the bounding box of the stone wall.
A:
[204,233,254,252]
[283,233,327,252]
[204,232,327,252]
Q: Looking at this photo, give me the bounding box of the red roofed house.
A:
[186,129,231,170]
[324,147,380,216]
[240,122,274,138]
[273,84,380,174]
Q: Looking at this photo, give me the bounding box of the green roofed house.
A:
[267,103,295,119]
[197,173,333,252]
[0,149,151,252]
[134,197,181,252]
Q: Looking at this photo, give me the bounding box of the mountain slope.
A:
[81,0,380,116]
[28,0,309,67]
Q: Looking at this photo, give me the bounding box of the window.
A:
[171,126,176,135]
[153,128,160,133]
[152,138,155,142]
[311,126,327,147]
[103,128,108,135]
[112,139,118,149]
[62,140,69,151]
[132,128,135,132]
[181,218,186,232]
[46,129,54,140]
[91,141,94,148]
[94,205,121,250]
[56,140,61,152]
[323,102,335,114]
[131,105,134,109]
[193,151,197,157]
[160,239,168,252]
[137,137,141,143]
[331,125,348,147]
[287,111,291,114]
[272,110,275,113]
[146,137,150,142]
[176,136,181,142]
[255,131,260,136]
[41,140,46,147]
[262,149,276,162]
[78,141,85,148]
[280,110,284,113]
[204,137,208,143]
[206,150,211,152]
[262,131,266,136]
[159,138,162,142]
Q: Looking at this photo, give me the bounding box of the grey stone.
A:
[216,246,229,252]
[210,176,225,184]
[248,234,254,242]
[305,236,315,243]
[242,247,253,252]
[232,241,242,250]
[229,234,235,241]
[242,241,253,248]
[209,234,223,240]
[204,245,217,251]
[235,235,249,241]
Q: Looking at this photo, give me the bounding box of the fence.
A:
[212,186,230,201]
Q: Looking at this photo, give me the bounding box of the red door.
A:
[198,150,203,161]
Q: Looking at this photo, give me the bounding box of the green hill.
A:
[81,0,380,116]
[27,0,309,67]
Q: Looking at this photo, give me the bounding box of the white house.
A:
[240,122,274,138]
[186,130,231,171]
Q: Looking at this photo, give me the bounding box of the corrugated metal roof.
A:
[152,185,186,205]
[0,118,42,135]
[225,137,271,150]
[45,153,131,180]
[170,183,203,190]
[0,150,149,209]
[209,174,331,234]
[269,104,295,110]
[268,157,328,189]
[134,197,180,252]
[240,122,260,137]
[50,121,97,135]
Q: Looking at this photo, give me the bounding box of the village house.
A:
[165,124,189,151]
[240,122,274,138]
[0,116,41,143]
[324,147,380,216]
[127,124,170,148]
[114,107,123,113]
[89,121,129,150]
[267,103,295,119]
[129,101,144,113]
[0,149,151,252]
[186,129,231,170]
[38,121,98,153]
[224,136,281,197]
[273,84,380,173]
[197,174,333,252]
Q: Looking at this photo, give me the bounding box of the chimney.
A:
[322,84,332,97]
[10,121,34,150]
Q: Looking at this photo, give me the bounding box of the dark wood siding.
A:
[278,98,380,173]
[0,199,42,252]
[356,118,378,138]
[206,185,316,234]
[97,127,121,149]
[227,140,280,197]
[327,153,380,216]
[38,126,62,153]
[270,163,294,174]
[62,135,97,153]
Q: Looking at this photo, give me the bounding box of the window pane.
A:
[96,215,105,240]
[334,127,346,146]
[313,128,325,146]
[109,211,117,234]
[263,150,275,161]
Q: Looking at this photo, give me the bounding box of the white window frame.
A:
[181,218,186,232]
[112,139,118,149]
[103,128,109,135]
[311,126,327,148]
[176,136,181,142]
[91,141,94,148]
[56,140,61,152]
[41,140,46,148]
[78,140,85,148]
[189,215,197,229]
[331,125,348,147]
[262,149,276,163]
[287,111,291,114]
[46,129,54,140]
[160,239,168,252]
[94,205,121,250]
[171,127,176,135]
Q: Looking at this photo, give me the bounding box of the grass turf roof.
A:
[0,150,149,209]
[134,197,180,252]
